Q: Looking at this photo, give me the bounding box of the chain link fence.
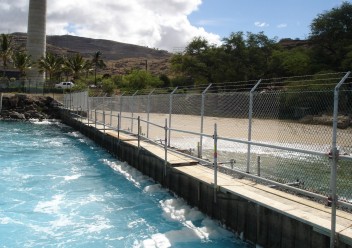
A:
[72,72,352,208]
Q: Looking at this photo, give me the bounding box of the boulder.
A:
[9,111,26,120]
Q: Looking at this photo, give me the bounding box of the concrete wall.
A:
[60,111,351,248]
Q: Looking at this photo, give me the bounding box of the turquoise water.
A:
[0,121,249,247]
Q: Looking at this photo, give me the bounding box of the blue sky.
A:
[189,0,349,41]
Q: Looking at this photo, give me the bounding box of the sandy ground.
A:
[91,111,352,153]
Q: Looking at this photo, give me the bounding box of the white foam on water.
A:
[128,218,147,229]
[63,174,81,181]
[135,197,234,247]
[29,119,55,125]
[50,215,74,229]
[171,136,330,160]
[83,216,112,234]
[67,131,83,138]
[103,159,150,188]
[0,216,23,225]
[34,194,65,214]
[143,184,166,194]
[160,198,204,222]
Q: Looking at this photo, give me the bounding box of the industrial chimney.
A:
[26,0,47,84]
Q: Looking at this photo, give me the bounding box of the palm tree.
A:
[64,53,87,79]
[92,51,106,85]
[0,34,13,77]
[12,50,32,78]
[37,52,64,84]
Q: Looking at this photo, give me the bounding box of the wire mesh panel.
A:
[79,72,352,205]
[337,77,352,202]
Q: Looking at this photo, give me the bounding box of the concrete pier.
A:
[61,111,352,248]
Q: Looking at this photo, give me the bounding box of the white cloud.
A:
[0,0,221,51]
[254,21,269,28]
[277,23,288,28]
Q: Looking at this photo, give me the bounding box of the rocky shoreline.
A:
[0,94,61,120]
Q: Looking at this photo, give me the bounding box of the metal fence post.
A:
[117,114,120,141]
[247,79,262,173]
[330,71,350,248]
[213,123,218,203]
[87,93,90,126]
[164,118,168,177]
[131,90,138,133]
[0,93,3,113]
[103,108,106,133]
[94,109,97,129]
[147,89,155,138]
[138,116,141,149]
[119,92,125,131]
[168,87,178,147]
[199,84,212,158]
[110,97,113,127]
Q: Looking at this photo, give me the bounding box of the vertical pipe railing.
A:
[0,93,3,113]
[147,89,155,138]
[138,116,140,149]
[164,118,168,177]
[168,87,178,147]
[246,79,262,173]
[119,92,125,131]
[199,84,212,158]
[87,93,90,125]
[110,97,113,127]
[103,108,106,133]
[131,91,138,133]
[94,109,97,129]
[117,114,120,141]
[330,71,350,248]
[213,123,218,203]
[102,95,106,130]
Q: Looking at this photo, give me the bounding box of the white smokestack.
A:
[27,0,47,83]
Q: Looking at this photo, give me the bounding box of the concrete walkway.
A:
[79,118,352,246]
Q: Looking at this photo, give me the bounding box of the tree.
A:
[122,70,162,90]
[0,34,13,77]
[92,51,106,85]
[64,53,87,79]
[309,2,352,70]
[37,52,64,83]
[12,50,32,78]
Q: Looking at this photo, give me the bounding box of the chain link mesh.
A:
[86,72,352,204]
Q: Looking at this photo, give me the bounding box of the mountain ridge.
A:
[11,32,171,75]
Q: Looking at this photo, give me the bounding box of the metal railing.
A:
[65,71,352,247]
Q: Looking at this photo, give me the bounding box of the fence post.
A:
[110,97,113,127]
[147,89,155,138]
[168,87,178,147]
[213,123,218,203]
[246,79,262,173]
[87,93,90,126]
[117,114,120,141]
[257,156,261,176]
[0,93,2,113]
[131,90,138,133]
[164,118,168,177]
[103,108,106,133]
[199,84,212,158]
[119,92,125,131]
[330,71,350,248]
[138,116,141,149]
[94,109,97,129]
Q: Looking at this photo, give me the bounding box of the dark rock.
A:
[1,94,61,120]
[9,111,26,120]
[9,96,18,108]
